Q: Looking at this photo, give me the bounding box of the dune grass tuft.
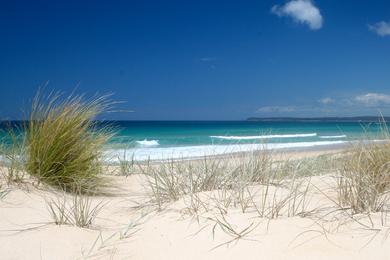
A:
[25,91,114,193]
[117,150,136,177]
[338,142,390,213]
[46,189,104,228]
[338,122,390,214]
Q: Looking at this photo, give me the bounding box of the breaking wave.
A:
[319,135,347,139]
[105,140,346,162]
[210,133,317,140]
[136,139,160,147]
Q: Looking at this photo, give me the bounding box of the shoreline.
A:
[104,140,352,164]
[104,140,351,163]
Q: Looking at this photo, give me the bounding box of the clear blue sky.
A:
[0,0,389,120]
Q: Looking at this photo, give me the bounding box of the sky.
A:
[0,0,390,120]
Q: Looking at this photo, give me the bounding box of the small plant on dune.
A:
[46,187,104,228]
[147,160,184,209]
[71,191,104,227]
[337,121,390,214]
[117,150,136,177]
[25,91,114,193]
[236,150,274,183]
[47,194,68,225]
[207,213,259,250]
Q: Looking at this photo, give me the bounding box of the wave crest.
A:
[319,135,347,139]
[136,139,159,147]
[210,133,317,140]
[105,140,347,162]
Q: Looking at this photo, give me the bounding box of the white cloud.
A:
[318,97,335,105]
[355,93,390,106]
[255,93,390,116]
[257,106,296,113]
[271,0,323,30]
[368,21,390,36]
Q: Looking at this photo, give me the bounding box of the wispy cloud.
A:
[257,93,390,116]
[318,97,335,105]
[355,93,390,106]
[271,0,323,30]
[319,93,390,107]
[256,105,336,116]
[256,92,390,116]
[257,106,296,113]
[368,21,390,36]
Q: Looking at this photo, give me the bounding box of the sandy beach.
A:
[2,0,390,258]
[1,148,390,260]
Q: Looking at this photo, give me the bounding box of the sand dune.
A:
[1,155,390,260]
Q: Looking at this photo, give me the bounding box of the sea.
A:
[0,120,387,162]
[105,121,385,161]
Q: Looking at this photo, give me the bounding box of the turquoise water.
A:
[104,121,386,160]
[1,121,387,161]
[111,121,382,147]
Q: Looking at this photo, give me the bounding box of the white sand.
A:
[1,151,390,259]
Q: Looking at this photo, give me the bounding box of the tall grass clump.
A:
[25,91,114,193]
[338,122,390,214]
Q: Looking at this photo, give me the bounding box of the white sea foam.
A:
[319,135,347,139]
[136,139,159,147]
[210,133,317,140]
[105,140,346,162]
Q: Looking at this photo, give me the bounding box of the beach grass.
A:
[46,189,104,228]
[142,150,320,218]
[117,150,136,177]
[338,144,390,214]
[334,120,390,214]
[25,91,114,193]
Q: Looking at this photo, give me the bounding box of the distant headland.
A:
[246,116,390,122]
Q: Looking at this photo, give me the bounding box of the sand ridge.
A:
[0,149,390,259]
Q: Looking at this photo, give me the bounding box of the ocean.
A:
[105,121,385,161]
[0,120,386,161]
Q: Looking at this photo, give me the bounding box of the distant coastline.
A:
[247,116,390,122]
